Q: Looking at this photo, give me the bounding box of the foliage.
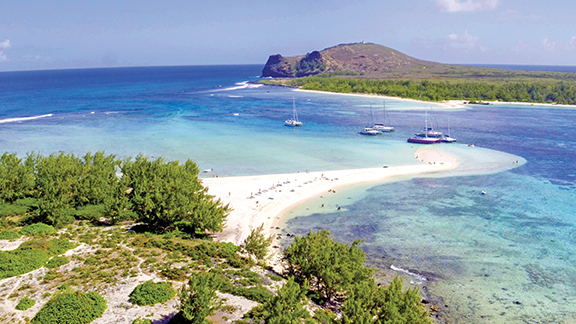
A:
[132,319,152,324]
[283,230,374,302]
[20,223,56,236]
[341,277,432,324]
[313,308,337,323]
[0,230,20,240]
[241,223,273,262]
[179,272,223,324]
[123,156,229,232]
[74,204,106,221]
[45,256,70,268]
[31,290,107,324]
[279,77,576,105]
[232,285,273,303]
[246,276,311,323]
[15,296,36,310]
[0,151,228,231]
[0,238,75,279]
[129,280,176,306]
[0,152,35,203]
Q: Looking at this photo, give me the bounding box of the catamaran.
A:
[360,104,382,135]
[373,100,395,132]
[284,97,303,127]
[408,110,441,144]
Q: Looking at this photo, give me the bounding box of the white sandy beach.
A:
[203,145,458,249]
[294,88,576,110]
[294,88,468,109]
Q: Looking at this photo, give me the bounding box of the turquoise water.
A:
[1,66,575,322]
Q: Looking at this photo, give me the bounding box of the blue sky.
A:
[1,0,575,71]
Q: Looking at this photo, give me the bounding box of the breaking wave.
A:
[0,114,53,124]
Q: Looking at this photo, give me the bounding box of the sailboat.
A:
[285,97,303,127]
[441,118,457,143]
[360,104,382,135]
[373,100,395,132]
[408,110,441,144]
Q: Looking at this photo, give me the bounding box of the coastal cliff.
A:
[261,42,439,78]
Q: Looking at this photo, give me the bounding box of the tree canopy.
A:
[283,230,374,302]
[0,151,228,234]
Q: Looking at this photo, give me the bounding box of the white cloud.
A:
[567,36,576,50]
[541,37,556,50]
[432,0,500,12]
[0,39,12,62]
[445,30,489,52]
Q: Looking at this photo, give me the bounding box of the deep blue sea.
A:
[1,65,575,322]
[467,64,576,73]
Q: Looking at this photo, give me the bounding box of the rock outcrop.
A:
[261,42,440,78]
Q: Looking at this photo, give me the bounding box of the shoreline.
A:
[290,87,576,110]
[202,145,458,270]
[293,88,467,110]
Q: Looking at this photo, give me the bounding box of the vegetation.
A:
[273,77,576,105]
[341,277,431,323]
[246,276,311,323]
[276,230,432,323]
[0,229,20,240]
[129,280,176,306]
[123,155,229,232]
[20,223,56,236]
[45,256,70,268]
[284,230,373,303]
[31,290,107,324]
[15,297,36,310]
[0,238,75,279]
[179,272,223,324]
[0,152,228,233]
[241,223,273,262]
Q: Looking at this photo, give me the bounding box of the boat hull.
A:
[407,137,441,144]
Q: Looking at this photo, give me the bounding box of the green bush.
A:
[31,291,107,324]
[232,286,273,303]
[45,256,69,268]
[15,296,36,310]
[74,204,106,221]
[129,280,176,306]
[20,223,56,236]
[0,238,75,279]
[132,319,152,324]
[0,230,20,240]
[0,202,29,217]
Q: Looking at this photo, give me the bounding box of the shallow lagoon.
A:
[1,65,575,322]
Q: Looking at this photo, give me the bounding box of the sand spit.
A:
[203,145,457,248]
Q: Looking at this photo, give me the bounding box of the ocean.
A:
[1,65,575,322]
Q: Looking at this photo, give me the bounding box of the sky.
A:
[1,0,575,71]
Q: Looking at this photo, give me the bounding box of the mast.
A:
[370,103,374,126]
[383,100,386,126]
[425,110,428,139]
[292,97,298,121]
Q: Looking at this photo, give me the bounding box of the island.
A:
[261,42,576,105]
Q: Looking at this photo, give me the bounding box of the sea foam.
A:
[0,114,53,124]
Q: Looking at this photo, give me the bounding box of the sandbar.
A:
[202,145,457,248]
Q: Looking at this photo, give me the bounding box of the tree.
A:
[179,272,223,324]
[0,152,35,202]
[122,156,229,232]
[341,277,432,324]
[283,230,374,302]
[246,276,311,323]
[241,223,273,262]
